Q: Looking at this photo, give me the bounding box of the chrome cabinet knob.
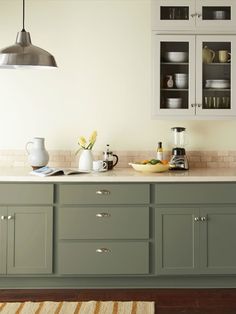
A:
[190,13,197,18]
[197,104,202,108]
[200,216,207,222]
[191,104,196,108]
[7,215,13,220]
[197,13,202,18]
[96,213,111,218]
[96,248,111,254]
[1,216,6,220]
[96,190,110,195]
[194,217,200,222]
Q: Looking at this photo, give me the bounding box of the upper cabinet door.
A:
[152,0,196,31]
[196,0,236,31]
[196,35,236,117]
[152,34,195,117]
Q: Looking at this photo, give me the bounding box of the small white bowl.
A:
[175,79,188,89]
[165,52,188,63]
[166,98,182,108]
[205,79,230,89]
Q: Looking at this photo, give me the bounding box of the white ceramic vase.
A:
[26,137,49,169]
[79,149,93,171]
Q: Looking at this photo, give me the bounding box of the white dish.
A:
[166,98,182,108]
[213,10,226,20]
[205,79,230,89]
[165,52,188,63]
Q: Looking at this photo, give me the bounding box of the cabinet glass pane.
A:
[202,6,231,20]
[202,42,231,110]
[160,6,189,20]
[160,42,189,110]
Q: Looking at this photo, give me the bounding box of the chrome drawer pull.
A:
[96,213,111,218]
[96,248,111,254]
[96,190,110,195]
[1,216,6,220]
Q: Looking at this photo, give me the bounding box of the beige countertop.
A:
[0,167,236,182]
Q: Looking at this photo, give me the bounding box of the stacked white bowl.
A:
[166,98,182,109]
[164,52,188,63]
[174,73,188,89]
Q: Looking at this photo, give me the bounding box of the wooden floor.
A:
[0,289,236,313]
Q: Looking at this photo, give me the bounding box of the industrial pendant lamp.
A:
[0,0,57,68]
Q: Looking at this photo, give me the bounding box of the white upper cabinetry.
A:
[152,0,236,119]
[152,0,236,33]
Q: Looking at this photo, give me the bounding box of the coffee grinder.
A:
[169,127,189,170]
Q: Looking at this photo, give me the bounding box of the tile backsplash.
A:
[0,150,235,169]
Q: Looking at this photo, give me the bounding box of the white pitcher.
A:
[26,137,49,169]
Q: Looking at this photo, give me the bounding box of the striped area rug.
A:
[0,301,155,313]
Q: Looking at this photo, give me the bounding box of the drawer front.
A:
[155,183,236,204]
[0,184,53,205]
[58,206,149,239]
[59,184,149,205]
[58,242,149,275]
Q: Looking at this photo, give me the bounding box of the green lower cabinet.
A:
[0,206,53,275]
[156,206,236,275]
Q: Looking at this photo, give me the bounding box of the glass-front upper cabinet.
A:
[152,0,196,31]
[152,0,236,31]
[196,0,236,30]
[152,35,195,117]
[196,35,236,116]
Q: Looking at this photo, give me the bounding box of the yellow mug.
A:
[218,50,231,63]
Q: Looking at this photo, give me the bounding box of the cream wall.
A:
[0,0,235,152]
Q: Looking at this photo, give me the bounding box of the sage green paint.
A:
[155,183,236,204]
[0,207,7,274]
[58,206,149,240]
[59,184,149,205]
[200,207,236,274]
[58,242,149,275]
[156,206,236,275]
[0,184,53,205]
[7,207,53,274]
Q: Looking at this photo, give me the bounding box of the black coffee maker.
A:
[169,127,189,170]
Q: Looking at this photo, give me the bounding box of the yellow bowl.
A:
[129,162,169,173]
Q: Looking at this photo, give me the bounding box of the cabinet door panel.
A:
[196,0,236,30]
[152,34,195,118]
[196,35,236,117]
[7,207,53,274]
[200,207,236,274]
[0,207,7,275]
[152,0,196,31]
[156,208,199,274]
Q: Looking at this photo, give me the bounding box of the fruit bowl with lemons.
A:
[129,159,169,173]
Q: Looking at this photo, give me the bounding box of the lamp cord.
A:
[22,0,25,31]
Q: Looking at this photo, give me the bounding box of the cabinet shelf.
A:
[203,89,230,92]
[161,88,188,91]
[161,62,188,65]
[204,63,231,66]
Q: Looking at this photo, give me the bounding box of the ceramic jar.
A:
[78,149,93,171]
[26,137,49,169]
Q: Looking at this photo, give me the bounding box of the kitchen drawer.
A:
[155,183,236,204]
[58,242,149,275]
[58,206,149,239]
[0,184,53,205]
[59,184,149,205]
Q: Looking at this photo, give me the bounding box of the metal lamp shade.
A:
[0,31,57,68]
